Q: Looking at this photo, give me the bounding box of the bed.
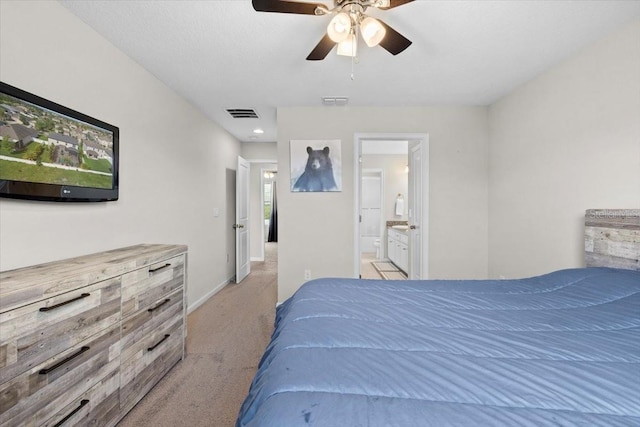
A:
[237,209,640,426]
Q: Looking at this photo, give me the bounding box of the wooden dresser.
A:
[0,244,187,427]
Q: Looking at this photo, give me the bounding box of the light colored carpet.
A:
[116,243,277,427]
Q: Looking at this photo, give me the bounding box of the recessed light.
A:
[253,128,264,134]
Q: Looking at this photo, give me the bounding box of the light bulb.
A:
[337,33,357,57]
[327,13,351,43]
[360,16,386,47]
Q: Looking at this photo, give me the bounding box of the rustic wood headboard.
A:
[585,209,640,270]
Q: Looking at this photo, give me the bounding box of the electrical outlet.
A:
[304,269,311,280]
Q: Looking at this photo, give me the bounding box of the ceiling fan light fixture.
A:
[360,16,386,47]
[337,33,358,57]
[327,12,351,43]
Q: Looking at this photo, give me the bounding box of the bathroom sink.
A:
[391,225,409,230]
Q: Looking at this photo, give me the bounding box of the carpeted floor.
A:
[117,243,278,427]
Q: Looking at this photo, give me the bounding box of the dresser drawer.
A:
[119,316,183,414]
[42,368,120,427]
[121,255,185,318]
[0,277,121,384]
[0,324,120,426]
[121,287,183,355]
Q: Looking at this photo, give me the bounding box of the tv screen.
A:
[0,81,118,202]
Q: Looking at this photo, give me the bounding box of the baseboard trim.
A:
[250,256,264,262]
[188,276,234,314]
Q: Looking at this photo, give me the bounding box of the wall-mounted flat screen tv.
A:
[0,81,118,202]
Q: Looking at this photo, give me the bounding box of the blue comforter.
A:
[237,268,640,426]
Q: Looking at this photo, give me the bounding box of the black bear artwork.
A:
[293,146,338,192]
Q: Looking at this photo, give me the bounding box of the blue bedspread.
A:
[237,268,640,426]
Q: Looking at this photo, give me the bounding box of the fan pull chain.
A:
[351,55,355,80]
[351,21,358,80]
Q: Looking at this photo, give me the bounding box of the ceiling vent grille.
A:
[322,97,349,106]
[226,108,259,119]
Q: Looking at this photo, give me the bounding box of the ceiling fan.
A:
[252,0,414,60]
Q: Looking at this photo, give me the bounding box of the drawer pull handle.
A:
[53,399,90,427]
[39,346,90,375]
[148,298,171,313]
[39,293,90,312]
[149,263,171,273]
[148,334,170,352]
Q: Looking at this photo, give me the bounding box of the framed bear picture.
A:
[290,139,342,192]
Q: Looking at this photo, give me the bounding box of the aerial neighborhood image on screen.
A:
[0,92,114,189]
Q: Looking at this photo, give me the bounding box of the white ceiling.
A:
[59,0,640,143]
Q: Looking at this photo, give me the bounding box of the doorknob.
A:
[409,225,417,230]
[233,224,244,229]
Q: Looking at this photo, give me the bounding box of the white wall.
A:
[0,1,241,310]
[277,107,489,301]
[242,141,277,162]
[488,18,640,278]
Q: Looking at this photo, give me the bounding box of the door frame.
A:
[353,133,429,279]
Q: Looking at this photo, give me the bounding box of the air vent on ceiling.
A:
[322,97,349,106]
[226,108,259,119]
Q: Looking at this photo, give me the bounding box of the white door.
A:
[360,172,382,254]
[235,156,250,283]
[408,144,422,279]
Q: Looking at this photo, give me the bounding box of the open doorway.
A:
[354,133,429,280]
[263,170,278,245]
[262,170,278,272]
[358,141,408,279]
[248,162,278,263]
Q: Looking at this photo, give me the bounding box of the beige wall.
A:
[0,1,242,310]
[241,141,277,162]
[488,18,640,278]
[277,107,489,301]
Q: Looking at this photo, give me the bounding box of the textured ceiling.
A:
[59,0,640,143]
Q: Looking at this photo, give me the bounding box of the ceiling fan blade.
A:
[378,0,415,10]
[378,20,412,55]
[252,0,325,15]
[306,34,336,60]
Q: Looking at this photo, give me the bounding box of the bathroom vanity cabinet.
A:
[387,228,408,273]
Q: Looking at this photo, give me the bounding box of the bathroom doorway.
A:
[358,140,409,279]
[354,133,429,280]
